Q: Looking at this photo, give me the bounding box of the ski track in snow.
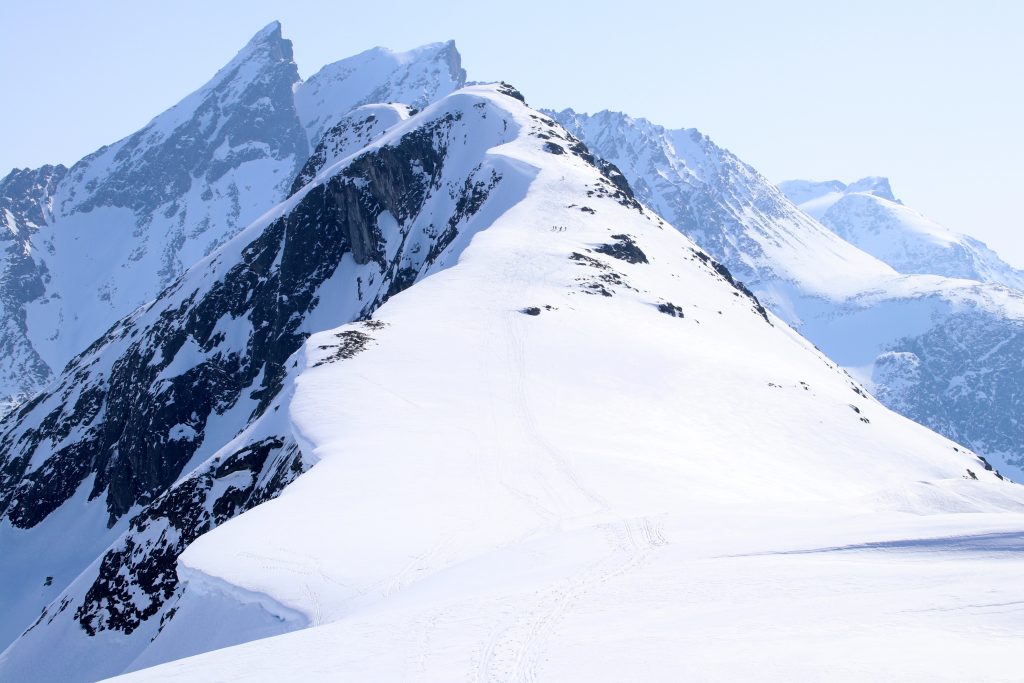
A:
[382,533,460,599]
[474,517,666,683]
[500,279,610,518]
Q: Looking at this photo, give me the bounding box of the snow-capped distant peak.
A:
[846,176,898,202]
[776,177,899,220]
[230,20,290,63]
[780,176,1024,289]
[775,178,847,207]
[295,40,466,146]
[104,21,299,157]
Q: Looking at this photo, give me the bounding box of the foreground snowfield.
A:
[114,513,1024,682]
[101,86,1024,681]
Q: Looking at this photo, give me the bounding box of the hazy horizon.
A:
[4,0,1022,266]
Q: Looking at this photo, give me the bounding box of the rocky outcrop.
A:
[0,110,466,529]
[0,165,67,416]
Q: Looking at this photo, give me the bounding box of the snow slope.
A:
[780,177,1024,289]
[97,85,1024,683]
[555,109,1024,481]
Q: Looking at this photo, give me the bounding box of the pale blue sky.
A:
[3,1,1022,265]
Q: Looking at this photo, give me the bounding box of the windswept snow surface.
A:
[104,87,1024,682]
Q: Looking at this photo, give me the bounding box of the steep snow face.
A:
[100,87,1024,683]
[0,83,540,683]
[555,109,1024,482]
[294,40,466,147]
[780,178,1024,289]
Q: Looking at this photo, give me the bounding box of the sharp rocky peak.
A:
[845,176,899,202]
[778,176,899,206]
[231,20,294,63]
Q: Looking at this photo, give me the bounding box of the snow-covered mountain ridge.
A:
[0,23,1022,682]
[548,109,898,300]
[554,108,1024,481]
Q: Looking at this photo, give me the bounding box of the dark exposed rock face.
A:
[73,437,305,636]
[290,105,413,196]
[314,328,376,366]
[594,159,634,199]
[873,315,1024,476]
[0,111,468,530]
[496,82,526,104]
[596,234,648,264]
[0,166,68,415]
[657,302,684,318]
[0,166,66,231]
[690,249,771,324]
